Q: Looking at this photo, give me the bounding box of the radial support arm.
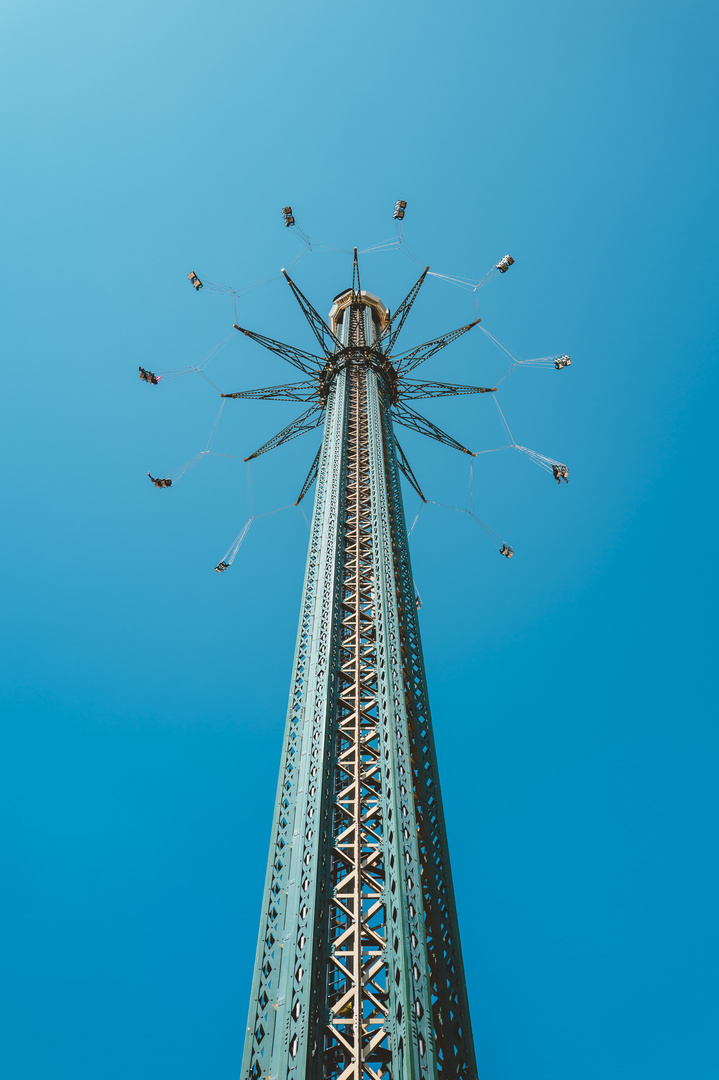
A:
[294,445,322,504]
[282,270,344,357]
[393,318,481,374]
[395,438,427,502]
[380,266,429,353]
[392,401,475,456]
[244,405,324,461]
[399,378,496,399]
[222,381,318,402]
[233,324,323,376]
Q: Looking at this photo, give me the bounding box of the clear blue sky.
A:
[1,1,717,1078]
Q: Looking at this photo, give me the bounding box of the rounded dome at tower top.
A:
[328,289,390,337]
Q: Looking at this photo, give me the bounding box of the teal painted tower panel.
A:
[241,293,477,1080]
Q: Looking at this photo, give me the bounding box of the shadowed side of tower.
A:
[241,287,477,1080]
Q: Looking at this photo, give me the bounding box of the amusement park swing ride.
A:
[141,202,570,574]
[140,201,571,1080]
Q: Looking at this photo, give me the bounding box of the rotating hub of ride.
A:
[317,342,400,404]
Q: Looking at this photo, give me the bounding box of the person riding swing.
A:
[148,472,172,488]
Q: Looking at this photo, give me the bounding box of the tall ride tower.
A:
[241,253,482,1080]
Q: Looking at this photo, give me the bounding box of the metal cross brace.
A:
[282,270,344,357]
[222,381,318,402]
[244,404,324,461]
[399,378,497,399]
[379,266,429,354]
[392,400,476,456]
[233,324,323,376]
[393,318,481,373]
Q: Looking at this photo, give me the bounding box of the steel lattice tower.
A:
[240,254,481,1080]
